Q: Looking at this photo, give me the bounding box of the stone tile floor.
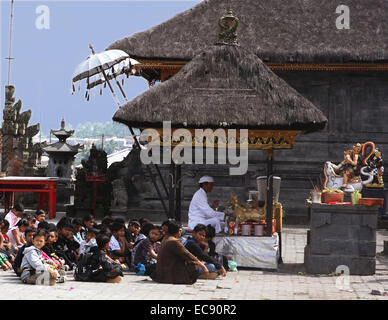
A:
[2,224,388,300]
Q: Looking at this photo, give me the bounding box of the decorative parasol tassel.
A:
[104,82,107,88]
[78,84,81,91]
[85,90,88,99]
[100,88,102,95]
[122,78,124,86]
[72,83,75,93]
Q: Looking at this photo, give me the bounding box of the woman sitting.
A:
[150,221,208,284]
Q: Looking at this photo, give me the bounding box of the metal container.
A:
[257,176,281,203]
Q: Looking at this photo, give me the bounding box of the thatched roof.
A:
[107,0,388,63]
[113,45,327,132]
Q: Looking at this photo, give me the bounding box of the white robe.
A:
[188,188,225,233]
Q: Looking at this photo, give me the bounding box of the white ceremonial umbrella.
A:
[86,57,139,93]
[72,44,139,106]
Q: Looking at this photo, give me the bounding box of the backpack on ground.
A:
[73,252,94,281]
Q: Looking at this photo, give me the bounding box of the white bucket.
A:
[254,224,264,236]
[241,224,251,236]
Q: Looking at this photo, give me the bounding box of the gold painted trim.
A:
[140,128,302,150]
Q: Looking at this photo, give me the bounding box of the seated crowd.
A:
[0,203,229,285]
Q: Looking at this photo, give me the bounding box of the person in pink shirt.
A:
[4,203,24,229]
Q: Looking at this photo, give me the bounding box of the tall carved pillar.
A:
[1,85,43,176]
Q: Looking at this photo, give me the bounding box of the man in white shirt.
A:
[188,176,225,233]
[4,203,24,229]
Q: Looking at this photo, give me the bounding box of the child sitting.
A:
[0,223,14,271]
[21,214,37,228]
[82,234,123,283]
[108,222,131,266]
[135,222,155,244]
[205,225,231,271]
[1,219,17,260]
[7,219,29,247]
[184,224,226,279]
[79,227,98,254]
[80,215,95,240]
[72,218,83,244]
[20,229,59,285]
[126,220,140,247]
[42,229,66,268]
[13,227,36,276]
[53,218,80,270]
[132,225,162,275]
[34,209,46,228]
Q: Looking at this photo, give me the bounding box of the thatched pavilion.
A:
[109,0,388,223]
[113,9,327,232]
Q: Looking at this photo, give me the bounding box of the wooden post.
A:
[175,164,182,222]
[265,149,274,236]
[169,162,176,219]
[48,181,57,219]
[154,163,169,198]
[92,182,97,218]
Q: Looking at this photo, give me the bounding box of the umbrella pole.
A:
[114,78,128,103]
[98,67,121,107]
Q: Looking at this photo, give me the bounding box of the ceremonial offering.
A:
[321,188,344,204]
[359,198,384,207]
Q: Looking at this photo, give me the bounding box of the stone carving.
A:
[216,9,239,46]
[323,141,384,192]
[111,178,128,208]
[7,149,24,176]
[5,86,15,107]
[74,144,112,213]
[1,85,43,175]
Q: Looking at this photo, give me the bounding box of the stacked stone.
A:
[304,202,379,275]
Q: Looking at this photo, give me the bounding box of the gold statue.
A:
[226,193,266,222]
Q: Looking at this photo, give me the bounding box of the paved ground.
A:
[2,213,388,300]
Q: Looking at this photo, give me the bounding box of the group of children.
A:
[0,203,231,285]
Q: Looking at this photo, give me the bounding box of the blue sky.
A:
[1,0,200,135]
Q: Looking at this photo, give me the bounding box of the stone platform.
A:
[304,202,379,275]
